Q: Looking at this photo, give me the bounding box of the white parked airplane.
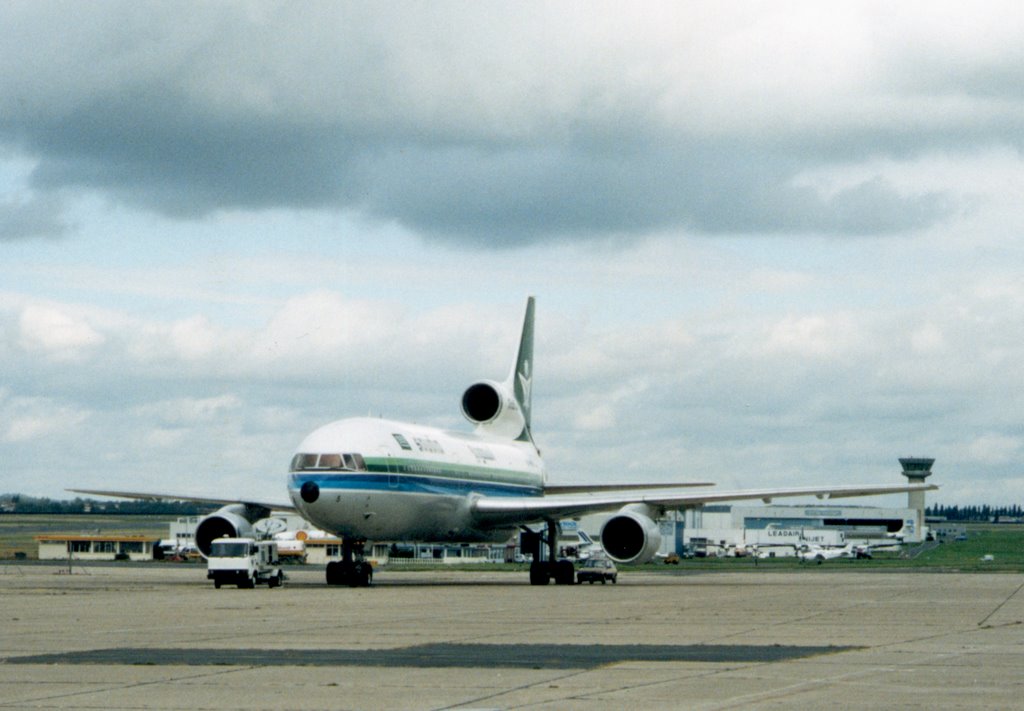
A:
[798,543,856,563]
[75,297,937,587]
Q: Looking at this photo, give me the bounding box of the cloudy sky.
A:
[2,2,1023,505]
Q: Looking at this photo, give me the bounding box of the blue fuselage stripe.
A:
[289,473,542,499]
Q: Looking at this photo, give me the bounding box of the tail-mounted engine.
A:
[600,506,663,564]
[461,380,527,440]
[194,503,271,557]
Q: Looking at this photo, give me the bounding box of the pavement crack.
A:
[978,576,1024,627]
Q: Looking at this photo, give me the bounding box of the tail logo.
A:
[518,359,532,406]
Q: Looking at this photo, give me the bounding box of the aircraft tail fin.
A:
[506,296,535,441]
[460,297,536,443]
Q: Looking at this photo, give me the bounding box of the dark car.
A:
[576,558,617,584]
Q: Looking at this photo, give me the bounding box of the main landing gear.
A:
[528,520,576,586]
[325,539,372,587]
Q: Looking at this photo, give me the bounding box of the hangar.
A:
[682,503,918,556]
[673,458,936,556]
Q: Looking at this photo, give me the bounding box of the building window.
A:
[69,541,90,553]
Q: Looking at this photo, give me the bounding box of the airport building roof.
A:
[35,534,159,542]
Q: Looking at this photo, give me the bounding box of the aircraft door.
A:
[380,447,399,489]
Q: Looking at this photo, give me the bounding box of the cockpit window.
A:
[293,453,319,470]
[290,453,368,472]
[319,454,342,469]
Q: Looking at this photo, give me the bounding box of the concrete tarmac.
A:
[1,563,1022,710]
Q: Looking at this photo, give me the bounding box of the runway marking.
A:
[6,643,856,669]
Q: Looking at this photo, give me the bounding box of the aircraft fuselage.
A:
[287,416,545,543]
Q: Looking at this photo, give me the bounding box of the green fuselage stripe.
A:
[363,457,540,488]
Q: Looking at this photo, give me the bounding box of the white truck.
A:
[207,537,284,589]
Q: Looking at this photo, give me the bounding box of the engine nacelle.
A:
[600,508,663,564]
[461,380,527,440]
[194,504,268,557]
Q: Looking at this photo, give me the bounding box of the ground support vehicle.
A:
[207,538,284,589]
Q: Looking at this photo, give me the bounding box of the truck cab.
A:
[207,537,284,589]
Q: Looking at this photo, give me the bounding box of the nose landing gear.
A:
[325,539,372,587]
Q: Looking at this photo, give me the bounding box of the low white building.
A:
[160,515,201,553]
[36,534,157,561]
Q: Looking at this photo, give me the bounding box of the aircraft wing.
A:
[472,482,938,525]
[543,482,715,494]
[67,488,296,513]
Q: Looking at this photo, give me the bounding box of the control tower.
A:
[900,457,934,537]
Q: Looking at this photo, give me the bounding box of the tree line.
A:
[1,494,215,516]
[926,503,1024,522]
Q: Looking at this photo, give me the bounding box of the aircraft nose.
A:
[300,481,320,504]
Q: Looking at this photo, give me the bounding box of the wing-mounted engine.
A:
[461,380,528,440]
[194,503,271,557]
[600,505,663,564]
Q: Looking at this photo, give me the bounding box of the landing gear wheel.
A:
[326,561,343,586]
[351,561,373,588]
[529,560,550,585]
[554,559,575,585]
[326,547,372,587]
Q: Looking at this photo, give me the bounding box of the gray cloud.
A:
[0,193,70,241]
[0,3,1018,245]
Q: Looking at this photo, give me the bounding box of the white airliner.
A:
[75,297,937,587]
